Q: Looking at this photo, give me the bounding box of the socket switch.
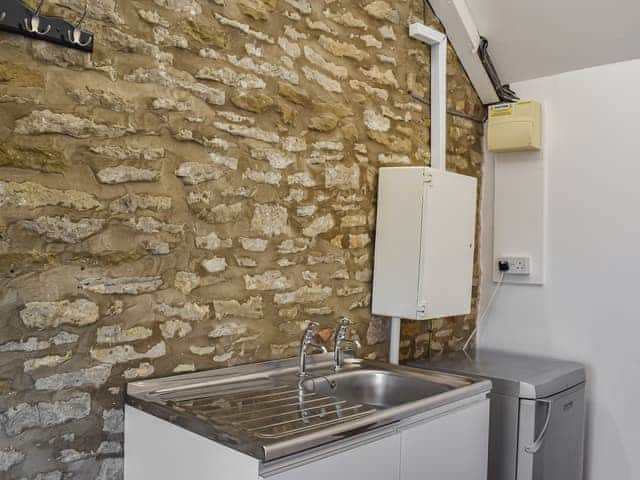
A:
[497,256,531,275]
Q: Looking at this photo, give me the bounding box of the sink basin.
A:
[303,370,452,408]
[126,354,491,461]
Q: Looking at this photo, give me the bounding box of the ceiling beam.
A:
[429,0,500,104]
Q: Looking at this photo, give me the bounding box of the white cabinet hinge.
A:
[423,171,433,185]
[416,303,428,319]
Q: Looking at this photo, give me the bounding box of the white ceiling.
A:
[464,0,640,83]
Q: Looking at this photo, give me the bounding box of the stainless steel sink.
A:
[302,369,453,408]
[126,354,491,461]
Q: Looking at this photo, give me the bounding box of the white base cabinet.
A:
[125,396,489,480]
[400,398,490,480]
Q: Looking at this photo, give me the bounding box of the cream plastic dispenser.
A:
[488,100,542,152]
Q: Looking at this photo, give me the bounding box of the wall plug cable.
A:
[462,271,505,353]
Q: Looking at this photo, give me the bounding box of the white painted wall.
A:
[479,59,640,480]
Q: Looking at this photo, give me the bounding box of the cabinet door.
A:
[400,399,490,480]
[418,168,478,319]
[264,434,401,480]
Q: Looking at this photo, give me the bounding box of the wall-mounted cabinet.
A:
[372,167,478,320]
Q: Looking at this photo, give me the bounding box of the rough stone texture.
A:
[274,286,333,305]
[20,300,99,330]
[0,449,25,472]
[364,1,401,24]
[125,67,225,105]
[367,316,390,345]
[1,393,91,436]
[90,145,165,161]
[196,66,266,90]
[23,352,72,372]
[80,277,163,295]
[97,325,153,344]
[96,458,124,480]
[364,109,391,132]
[319,35,369,62]
[244,270,291,290]
[240,237,268,252]
[0,448,25,472]
[174,271,201,294]
[251,204,289,237]
[143,239,170,255]
[325,163,361,190]
[302,66,342,93]
[175,162,226,185]
[160,320,192,339]
[251,147,296,169]
[304,46,348,79]
[0,181,102,210]
[19,216,105,243]
[90,342,167,364]
[214,122,279,143]
[201,257,227,273]
[0,1,484,478]
[0,333,77,353]
[230,91,274,113]
[155,302,210,322]
[302,214,335,237]
[14,110,131,139]
[213,296,264,320]
[308,113,339,132]
[102,409,124,434]
[125,217,183,234]
[195,231,232,251]
[123,362,155,379]
[35,365,112,390]
[97,166,160,184]
[109,193,172,214]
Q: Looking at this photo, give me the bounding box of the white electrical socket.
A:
[497,256,531,275]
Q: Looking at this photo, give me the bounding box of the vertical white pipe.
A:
[430,39,448,171]
[409,23,448,171]
[380,24,447,365]
[389,317,401,365]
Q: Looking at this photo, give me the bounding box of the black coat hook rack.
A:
[0,0,94,53]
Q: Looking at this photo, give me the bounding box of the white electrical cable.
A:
[462,271,505,352]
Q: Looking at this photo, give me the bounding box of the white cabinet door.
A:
[400,400,490,480]
[372,166,478,320]
[418,168,477,319]
[264,434,401,480]
[124,406,259,480]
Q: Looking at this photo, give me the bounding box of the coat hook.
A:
[67,2,92,47]
[24,0,51,35]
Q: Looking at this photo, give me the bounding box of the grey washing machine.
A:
[409,349,586,480]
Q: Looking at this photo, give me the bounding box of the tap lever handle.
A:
[333,318,359,370]
[338,317,352,328]
[302,321,321,341]
[306,320,321,330]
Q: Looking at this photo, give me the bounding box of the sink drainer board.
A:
[155,379,377,440]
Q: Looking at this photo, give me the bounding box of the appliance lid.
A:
[408,348,585,399]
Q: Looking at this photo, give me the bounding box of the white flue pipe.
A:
[384,24,448,364]
[409,23,448,171]
[389,317,401,365]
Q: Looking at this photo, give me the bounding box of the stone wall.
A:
[0,0,485,478]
